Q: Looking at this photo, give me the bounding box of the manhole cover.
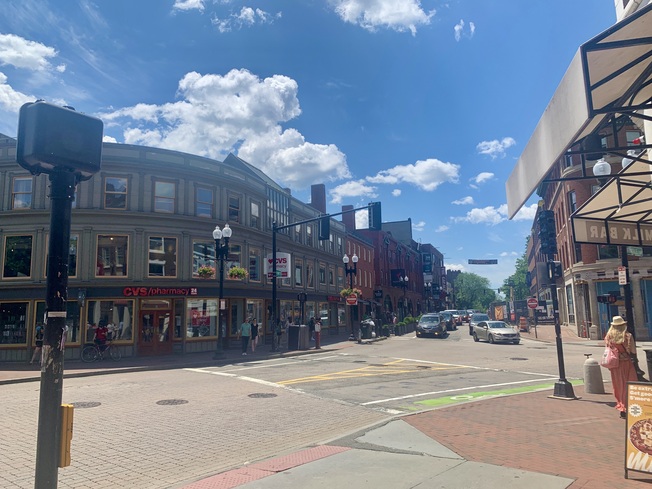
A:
[71,401,101,409]
[248,393,278,398]
[156,399,189,406]
[510,357,528,361]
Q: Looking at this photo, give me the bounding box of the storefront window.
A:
[96,235,128,276]
[226,244,242,270]
[36,301,82,344]
[248,248,261,282]
[246,299,264,335]
[186,299,217,338]
[148,237,177,277]
[0,302,27,344]
[86,300,134,342]
[3,235,32,278]
[192,241,216,277]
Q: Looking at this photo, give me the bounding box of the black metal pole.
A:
[548,260,576,400]
[35,169,75,489]
[621,246,646,380]
[214,237,225,359]
[271,222,278,352]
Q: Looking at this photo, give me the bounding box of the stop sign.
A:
[527,297,538,309]
[346,294,358,305]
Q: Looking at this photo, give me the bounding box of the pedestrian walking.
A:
[238,318,252,356]
[314,318,322,349]
[308,316,315,341]
[605,316,638,418]
[250,318,258,353]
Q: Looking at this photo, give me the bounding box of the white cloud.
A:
[453,205,508,225]
[412,220,426,232]
[0,72,34,112]
[367,158,459,191]
[476,137,516,159]
[211,7,280,33]
[435,225,449,232]
[101,69,350,189]
[472,172,494,184]
[512,203,538,221]
[446,263,466,272]
[500,251,518,257]
[392,189,401,197]
[329,0,435,35]
[173,0,205,12]
[452,196,474,205]
[453,19,475,41]
[330,180,377,204]
[102,135,117,143]
[0,34,58,71]
[356,209,369,229]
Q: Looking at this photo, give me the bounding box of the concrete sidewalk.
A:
[3,330,651,488]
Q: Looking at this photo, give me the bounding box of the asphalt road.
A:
[1,328,599,489]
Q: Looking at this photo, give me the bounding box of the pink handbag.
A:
[600,345,620,369]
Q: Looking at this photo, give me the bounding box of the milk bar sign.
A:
[573,220,652,246]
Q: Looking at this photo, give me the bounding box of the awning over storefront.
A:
[506,5,652,219]
[572,151,652,246]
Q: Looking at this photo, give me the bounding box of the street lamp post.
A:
[343,253,359,342]
[424,281,432,313]
[212,223,232,359]
[399,275,409,319]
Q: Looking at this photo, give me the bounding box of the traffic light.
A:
[537,210,557,256]
[368,202,382,230]
[318,215,330,240]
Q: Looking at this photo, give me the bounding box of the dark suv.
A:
[416,313,447,338]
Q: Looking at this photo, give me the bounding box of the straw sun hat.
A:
[610,316,627,328]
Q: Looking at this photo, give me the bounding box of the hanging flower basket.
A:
[228,266,248,280]
[340,287,362,298]
[197,266,215,279]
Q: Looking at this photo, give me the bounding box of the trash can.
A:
[288,325,309,351]
[287,325,300,351]
[360,319,374,339]
[589,325,599,340]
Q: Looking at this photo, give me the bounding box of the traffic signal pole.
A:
[270,203,380,352]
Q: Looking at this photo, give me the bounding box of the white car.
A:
[472,321,520,344]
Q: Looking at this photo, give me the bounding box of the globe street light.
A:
[213,223,232,358]
[424,281,432,313]
[343,253,359,341]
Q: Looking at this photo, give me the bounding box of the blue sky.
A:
[0,0,617,289]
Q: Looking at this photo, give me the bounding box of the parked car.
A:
[416,313,447,338]
[439,311,456,331]
[472,321,520,344]
[468,313,490,335]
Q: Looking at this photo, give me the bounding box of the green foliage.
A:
[453,272,496,311]
[500,238,530,301]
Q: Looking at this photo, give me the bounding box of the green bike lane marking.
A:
[404,379,583,410]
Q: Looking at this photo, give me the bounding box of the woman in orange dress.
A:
[605,316,638,419]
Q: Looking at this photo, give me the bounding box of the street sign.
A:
[527,297,538,309]
[346,293,358,306]
[468,259,498,265]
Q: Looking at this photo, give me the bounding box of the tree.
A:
[454,272,497,311]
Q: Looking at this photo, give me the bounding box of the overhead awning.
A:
[506,4,652,219]
[572,150,652,246]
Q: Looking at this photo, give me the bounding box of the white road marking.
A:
[184,367,302,392]
[360,378,559,405]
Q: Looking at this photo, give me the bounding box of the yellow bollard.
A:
[59,404,74,468]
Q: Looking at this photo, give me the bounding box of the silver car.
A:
[416,314,447,338]
[468,313,489,335]
[472,321,520,344]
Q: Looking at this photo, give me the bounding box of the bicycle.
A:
[81,340,122,362]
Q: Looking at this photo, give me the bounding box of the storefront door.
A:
[139,310,173,356]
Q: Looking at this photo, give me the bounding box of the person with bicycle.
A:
[94,322,109,351]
